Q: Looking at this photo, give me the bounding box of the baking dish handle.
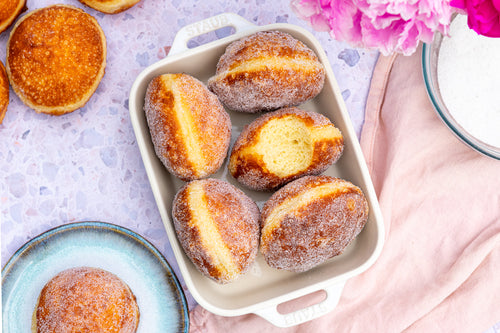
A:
[253,282,346,328]
[169,13,256,56]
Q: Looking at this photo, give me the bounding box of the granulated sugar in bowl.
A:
[423,14,500,159]
[438,14,500,149]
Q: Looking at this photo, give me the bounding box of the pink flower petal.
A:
[463,0,500,37]
[450,0,466,9]
[290,0,454,55]
[493,0,500,12]
[290,0,321,19]
[310,13,332,31]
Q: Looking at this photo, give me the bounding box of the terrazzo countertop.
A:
[1,0,378,309]
[3,1,498,332]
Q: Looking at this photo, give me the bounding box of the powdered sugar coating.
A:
[260,175,368,272]
[229,107,344,191]
[34,267,139,333]
[144,73,231,181]
[172,178,260,284]
[207,31,325,113]
[6,5,106,115]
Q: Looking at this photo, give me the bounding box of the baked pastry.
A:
[144,73,231,181]
[33,267,139,333]
[260,175,369,272]
[78,0,142,14]
[229,107,344,191]
[172,178,260,284]
[6,5,106,115]
[0,61,8,124]
[0,0,25,34]
[207,30,325,113]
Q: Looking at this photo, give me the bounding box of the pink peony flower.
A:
[450,0,500,36]
[291,0,453,55]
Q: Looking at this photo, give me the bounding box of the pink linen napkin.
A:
[190,46,500,332]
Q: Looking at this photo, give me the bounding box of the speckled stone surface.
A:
[1,0,377,309]
[2,1,496,331]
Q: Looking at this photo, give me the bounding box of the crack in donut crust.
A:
[160,75,206,173]
[186,181,239,279]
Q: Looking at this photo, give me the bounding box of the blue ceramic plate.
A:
[2,221,189,332]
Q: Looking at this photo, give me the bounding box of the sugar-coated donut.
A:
[172,178,260,284]
[33,267,139,333]
[229,107,344,191]
[207,31,325,113]
[260,175,369,272]
[0,61,9,123]
[0,0,25,34]
[6,5,106,115]
[78,0,142,14]
[144,73,231,181]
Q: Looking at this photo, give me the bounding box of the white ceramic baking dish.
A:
[129,13,384,327]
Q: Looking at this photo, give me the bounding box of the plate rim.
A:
[2,220,190,332]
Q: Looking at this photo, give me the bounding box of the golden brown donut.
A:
[172,178,260,284]
[78,0,142,14]
[0,61,9,124]
[229,107,344,191]
[33,267,139,333]
[260,175,369,272]
[144,73,231,181]
[207,30,325,113]
[6,5,106,115]
[0,0,26,34]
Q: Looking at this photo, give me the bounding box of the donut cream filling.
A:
[187,182,239,279]
[241,115,343,177]
[161,75,206,175]
[257,116,312,176]
[213,56,323,81]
